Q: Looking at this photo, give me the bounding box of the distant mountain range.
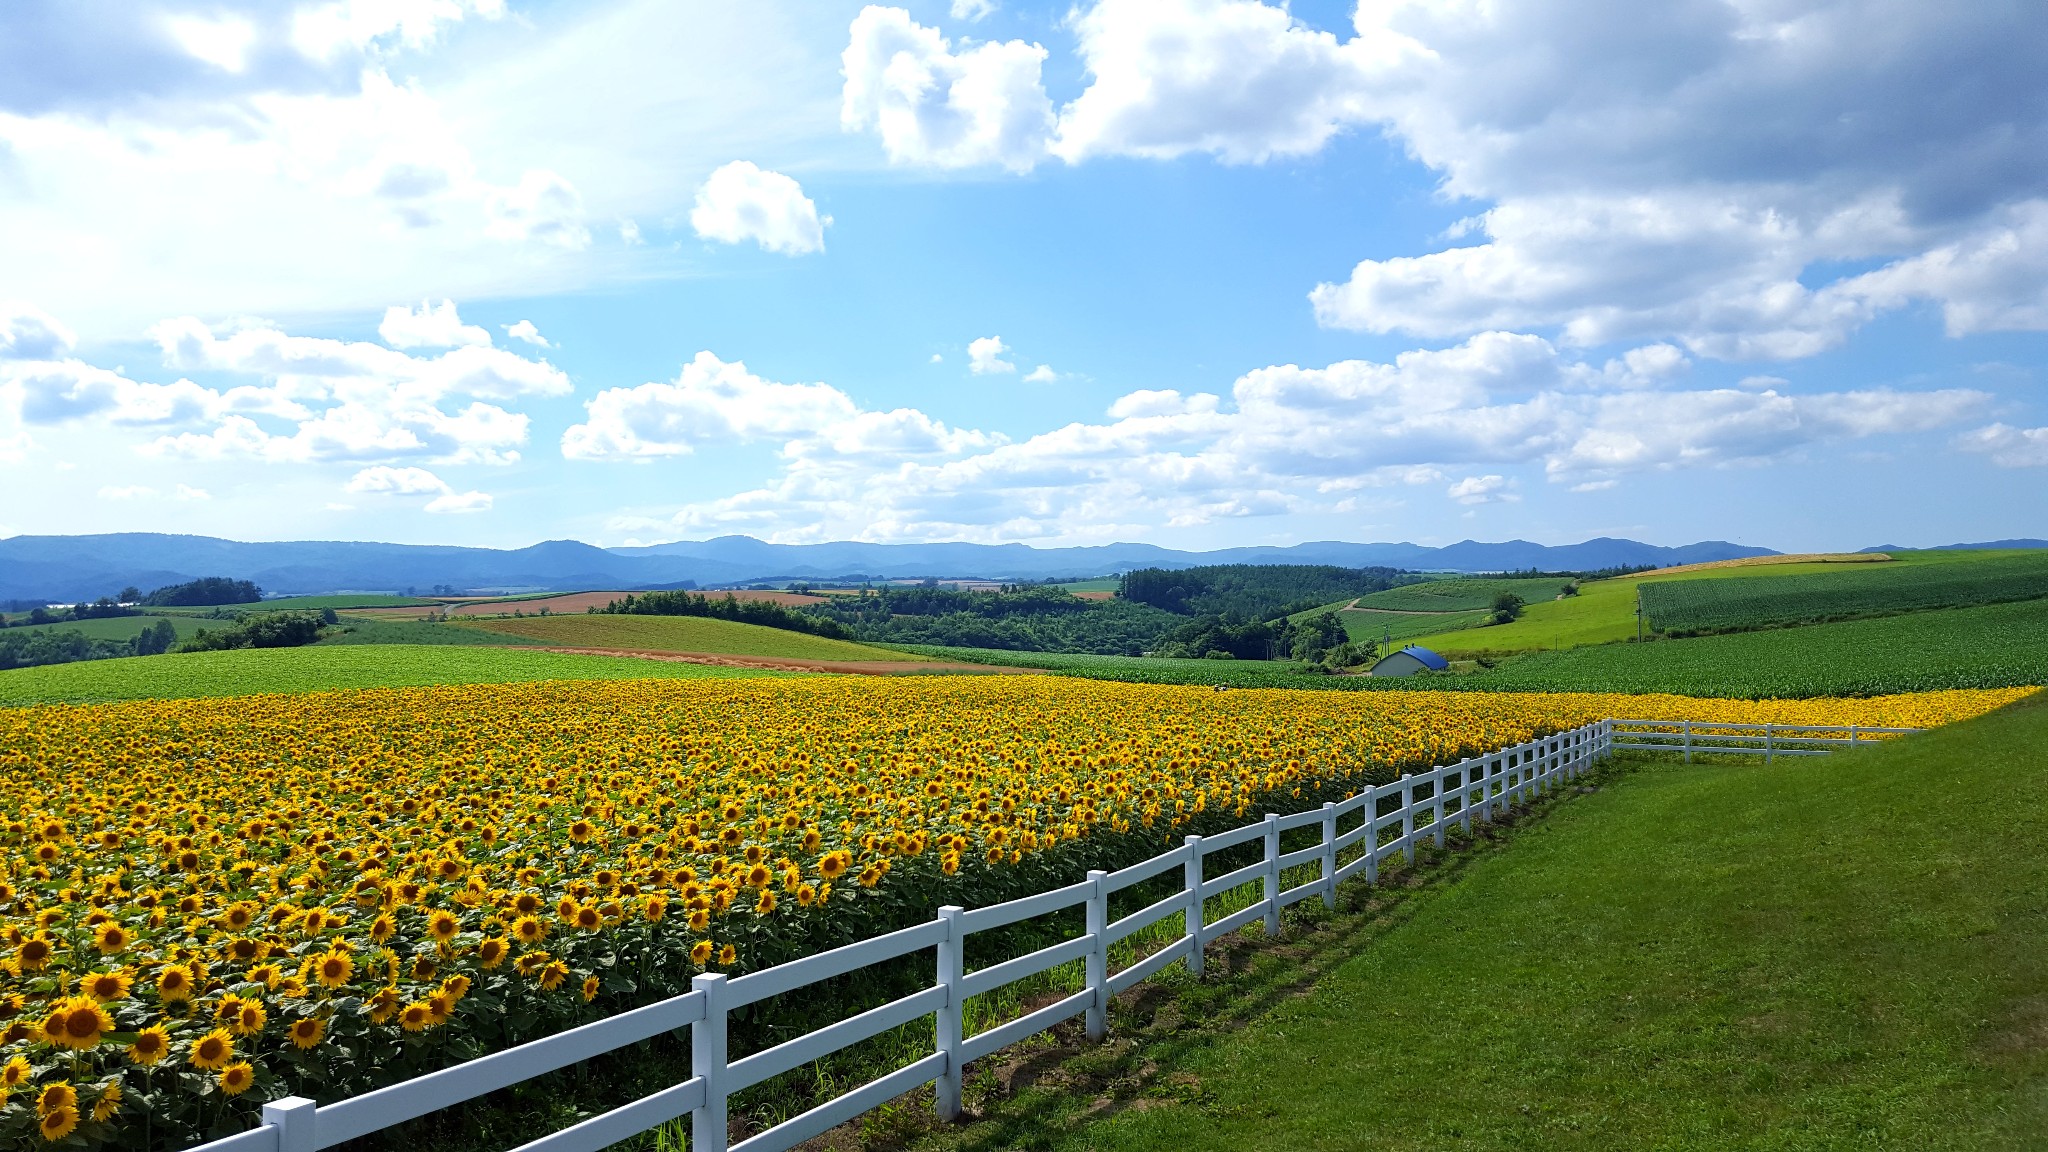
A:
[0,532,1793,602]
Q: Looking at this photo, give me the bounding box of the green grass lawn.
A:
[461,613,924,661]
[915,692,2048,1151]
[0,614,208,642]
[1054,578,1122,593]
[0,644,795,705]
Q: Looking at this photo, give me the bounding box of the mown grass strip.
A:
[905,695,2048,1151]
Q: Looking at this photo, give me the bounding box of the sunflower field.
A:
[0,677,2028,1147]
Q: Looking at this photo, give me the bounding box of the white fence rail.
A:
[1609,719,1919,762]
[198,713,1877,1152]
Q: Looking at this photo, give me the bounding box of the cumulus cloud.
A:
[1301,0,2048,356]
[840,6,1055,172]
[967,336,1014,375]
[1052,0,1404,164]
[346,464,491,513]
[1,303,564,473]
[1023,365,1059,383]
[689,162,828,255]
[0,306,74,361]
[502,320,549,347]
[642,332,1988,543]
[379,300,492,349]
[950,0,997,20]
[1447,475,1514,505]
[563,351,996,463]
[1954,423,2048,468]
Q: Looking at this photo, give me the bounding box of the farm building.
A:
[1369,644,1451,677]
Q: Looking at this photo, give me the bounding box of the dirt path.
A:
[1339,606,1477,616]
[526,646,1040,677]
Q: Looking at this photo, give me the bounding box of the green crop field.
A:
[921,691,2048,1151]
[1296,604,1492,646]
[317,618,546,647]
[0,644,795,706]
[903,596,2048,698]
[155,593,436,613]
[1422,557,1931,656]
[0,614,208,642]
[1053,577,1121,593]
[464,613,925,661]
[1469,597,2048,698]
[1641,551,2048,635]
[1350,575,1577,613]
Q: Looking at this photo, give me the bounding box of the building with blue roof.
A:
[1368,644,1451,677]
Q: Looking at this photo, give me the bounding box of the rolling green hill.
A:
[0,644,794,706]
[464,613,925,661]
[0,615,207,642]
[1350,575,1577,613]
[154,593,435,613]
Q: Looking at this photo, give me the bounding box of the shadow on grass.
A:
[899,760,1645,1152]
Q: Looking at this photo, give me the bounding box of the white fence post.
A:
[1850,724,1859,748]
[1084,871,1108,1042]
[935,906,964,1122]
[1262,813,1281,937]
[691,972,729,1152]
[1683,720,1692,763]
[1320,802,1338,909]
[1401,774,1416,864]
[1432,767,1447,849]
[1765,722,1775,763]
[1184,835,1205,978]
[262,1096,316,1152]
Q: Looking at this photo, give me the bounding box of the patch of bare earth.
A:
[1636,552,1892,578]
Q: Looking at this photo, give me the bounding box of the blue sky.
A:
[2,0,2044,553]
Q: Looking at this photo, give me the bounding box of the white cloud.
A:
[0,306,75,361]
[929,353,944,364]
[840,6,1054,172]
[1107,389,1219,419]
[618,219,644,246]
[98,485,157,501]
[950,0,997,20]
[175,484,211,501]
[502,320,550,347]
[484,169,591,250]
[292,0,504,60]
[347,465,450,495]
[168,15,257,73]
[1298,0,2048,357]
[1446,474,1515,505]
[2,304,563,473]
[425,489,493,514]
[379,300,492,349]
[1023,365,1059,383]
[689,161,828,255]
[1052,0,1402,165]
[1954,424,2048,468]
[967,336,1014,375]
[646,332,1989,544]
[345,464,491,512]
[563,350,998,466]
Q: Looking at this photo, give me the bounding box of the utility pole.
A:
[1635,596,1644,643]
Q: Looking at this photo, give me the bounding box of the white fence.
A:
[200,719,1625,1152]
[1610,719,1918,762]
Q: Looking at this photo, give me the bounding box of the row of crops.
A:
[0,676,2027,1147]
[1349,576,1576,613]
[1639,553,2048,635]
